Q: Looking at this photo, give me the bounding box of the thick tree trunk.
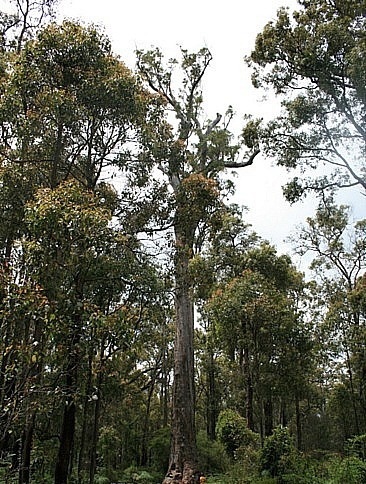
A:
[163,241,199,484]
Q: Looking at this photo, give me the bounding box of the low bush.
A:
[207,452,366,484]
[197,430,230,474]
[149,427,170,473]
[119,466,162,484]
[346,434,366,460]
[216,409,259,458]
[326,456,366,484]
[260,426,295,479]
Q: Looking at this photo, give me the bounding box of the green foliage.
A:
[207,452,366,484]
[291,198,366,284]
[120,466,162,484]
[197,430,230,474]
[244,242,303,292]
[346,434,366,460]
[94,476,111,484]
[175,173,221,240]
[326,456,366,484]
[216,409,259,458]
[0,164,37,259]
[282,178,305,205]
[149,427,170,473]
[1,1,364,481]
[24,179,113,301]
[260,427,295,478]
[2,19,142,189]
[234,443,261,480]
[246,0,366,199]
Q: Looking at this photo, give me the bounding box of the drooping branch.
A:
[224,148,260,169]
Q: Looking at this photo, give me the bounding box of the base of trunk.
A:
[163,461,201,484]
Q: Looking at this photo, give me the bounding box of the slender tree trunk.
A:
[78,352,93,484]
[3,238,13,272]
[54,350,78,484]
[244,347,254,431]
[77,402,89,484]
[264,398,273,437]
[141,377,156,467]
[0,333,11,444]
[141,358,161,467]
[163,236,199,484]
[345,346,360,435]
[14,317,43,483]
[160,347,169,428]
[18,411,36,484]
[50,123,63,189]
[89,362,104,484]
[206,351,217,440]
[55,383,77,483]
[360,357,366,433]
[295,394,302,451]
[280,400,287,427]
[0,328,20,455]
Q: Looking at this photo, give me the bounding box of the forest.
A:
[0,0,365,483]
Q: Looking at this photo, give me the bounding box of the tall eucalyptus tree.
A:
[136,47,259,483]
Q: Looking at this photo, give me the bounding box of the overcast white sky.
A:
[4,0,364,266]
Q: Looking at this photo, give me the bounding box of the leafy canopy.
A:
[245,0,366,201]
